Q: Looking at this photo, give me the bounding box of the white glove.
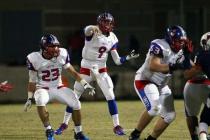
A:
[126,50,139,60]
[207,98,210,108]
[24,98,33,112]
[169,50,185,64]
[80,79,95,96]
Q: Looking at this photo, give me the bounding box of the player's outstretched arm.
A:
[111,49,139,65]
[66,65,95,96]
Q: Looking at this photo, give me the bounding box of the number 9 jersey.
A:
[82,25,118,64]
[26,48,70,88]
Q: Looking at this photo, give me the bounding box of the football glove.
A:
[169,50,184,64]
[168,63,185,73]
[126,50,139,61]
[183,39,193,55]
[0,81,13,92]
[24,98,33,112]
[80,80,95,96]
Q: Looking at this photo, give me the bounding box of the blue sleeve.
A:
[26,58,36,71]
[149,43,163,58]
[111,42,119,50]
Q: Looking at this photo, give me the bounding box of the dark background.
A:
[0,0,210,102]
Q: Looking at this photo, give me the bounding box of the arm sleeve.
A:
[149,42,163,58]
[29,70,37,83]
[111,49,127,65]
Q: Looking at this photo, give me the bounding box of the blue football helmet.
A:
[165,25,187,52]
[97,12,114,33]
[200,32,210,51]
[40,34,60,59]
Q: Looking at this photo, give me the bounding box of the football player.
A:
[55,12,139,136]
[128,25,192,140]
[183,32,210,140]
[23,34,95,140]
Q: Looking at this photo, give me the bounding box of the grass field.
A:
[0,100,197,140]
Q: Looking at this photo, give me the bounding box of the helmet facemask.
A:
[165,25,187,53]
[40,34,60,60]
[97,13,114,34]
[200,32,210,51]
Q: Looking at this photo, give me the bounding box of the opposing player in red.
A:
[23,34,94,140]
[183,32,210,140]
[55,12,139,136]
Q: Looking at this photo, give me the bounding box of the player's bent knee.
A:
[71,100,81,110]
[163,112,176,123]
[148,106,160,116]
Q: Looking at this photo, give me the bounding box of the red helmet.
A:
[40,34,60,59]
[97,12,114,33]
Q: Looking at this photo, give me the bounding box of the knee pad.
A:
[34,89,49,106]
[162,112,176,124]
[104,88,115,100]
[72,100,81,110]
[148,105,161,116]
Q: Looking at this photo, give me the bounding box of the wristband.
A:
[80,79,88,87]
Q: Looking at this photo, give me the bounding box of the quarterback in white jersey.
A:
[55,12,139,136]
[129,25,193,140]
[23,34,94,140]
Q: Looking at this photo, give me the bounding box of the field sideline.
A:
[0,100,196,140]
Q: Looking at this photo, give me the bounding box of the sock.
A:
[112,114,120,127]
[74,125,82,134]
[146,135,156,140]
[63,112,72,125]
[63,106,73,124]
[108,100,118,115]
[131,128,140,137]
[199,132,207,140]
[45,125,52,130]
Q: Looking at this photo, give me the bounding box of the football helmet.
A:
[40,34,60,59]
[97,12,114,33]
[200,32,210,51]
[165,25,187,53]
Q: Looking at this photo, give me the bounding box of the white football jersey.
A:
[82,25,118,64]
[137,39,178,86]
[26,48,70,88]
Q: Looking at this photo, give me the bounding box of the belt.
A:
[39,85,65,90]
[80,67,107,76]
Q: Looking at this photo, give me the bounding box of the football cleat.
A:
[54,123,68,135]
[113,125,125,136]
[46,129,55,140]
[74,132,89,140]
[128,129,140,140]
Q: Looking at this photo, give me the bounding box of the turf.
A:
[0,100,197,140]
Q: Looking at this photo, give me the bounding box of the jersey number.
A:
[42,68,59,81]
[98,46,107,58]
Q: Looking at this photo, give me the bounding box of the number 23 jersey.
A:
[82,26,118,63]
[26,48,70,88]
